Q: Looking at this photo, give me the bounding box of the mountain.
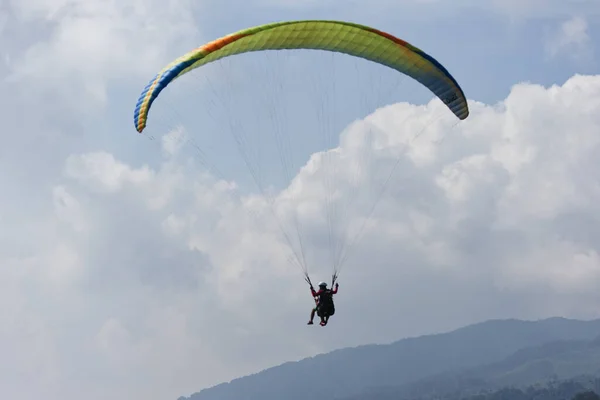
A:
[345,335,600,399]
[180,317,600,400]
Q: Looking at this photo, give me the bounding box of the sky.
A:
[1,0,600,399]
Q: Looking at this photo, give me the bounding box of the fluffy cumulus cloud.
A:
[3,72,600,400]
[4,0,201,107]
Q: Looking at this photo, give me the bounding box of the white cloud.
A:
[64,152,154,194]
[545,16,593,62]
[2,72,600,400]
[162,126,188,157]
[5,0,201,107]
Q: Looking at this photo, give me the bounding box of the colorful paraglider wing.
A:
[134,20,469,133]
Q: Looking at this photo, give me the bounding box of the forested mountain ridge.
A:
[343,335,600,399]
[180,317,600,400]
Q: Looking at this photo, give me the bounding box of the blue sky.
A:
[1,1,600,400]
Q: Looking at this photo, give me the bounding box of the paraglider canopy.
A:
[134,20,469,134]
